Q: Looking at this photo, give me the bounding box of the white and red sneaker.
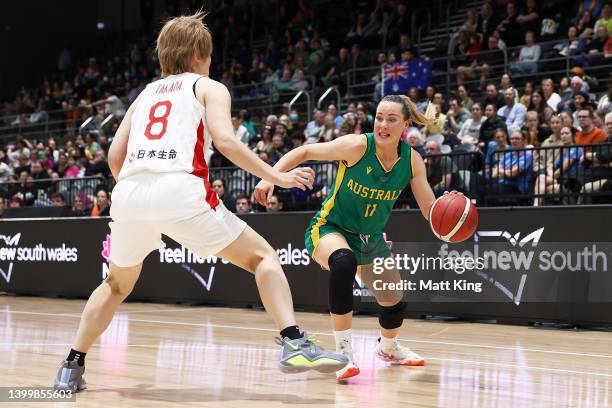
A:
[335,343,360,380]
[375,339,425,366]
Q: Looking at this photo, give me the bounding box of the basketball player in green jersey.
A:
[255,95,462,380]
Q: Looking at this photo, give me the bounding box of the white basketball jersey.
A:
[119,73,212,181]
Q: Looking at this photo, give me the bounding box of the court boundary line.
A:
[4,309,612,360]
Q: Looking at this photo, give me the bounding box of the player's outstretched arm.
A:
[410,151,437,221]
[253,134,366,205]
[201,79,313,190]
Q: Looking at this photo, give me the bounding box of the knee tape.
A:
[328,248,357,315]
[378,302,405,329]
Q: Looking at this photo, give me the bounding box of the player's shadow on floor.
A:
[88,385,335,404]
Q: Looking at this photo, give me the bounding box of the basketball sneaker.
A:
[53,360,87,392]
[276,332,349,374]
[375,338,425,366]
[335,342,360,381]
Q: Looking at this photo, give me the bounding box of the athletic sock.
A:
[67,348,86,366]
[333,328,352,354]
[379,334,397,351]
[280,325,302,340]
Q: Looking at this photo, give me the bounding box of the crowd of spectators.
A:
[0,0,611,216]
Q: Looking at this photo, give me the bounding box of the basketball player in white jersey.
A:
[54,12,348,392]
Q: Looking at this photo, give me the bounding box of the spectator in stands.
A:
[597,77,612,116]
[575,107,607,145]
[234,195,252,214]
[0,198,5,218]
[476,1,498,44]
[240,110,257,139]
[534,126,585,205]
[304,110,325,144]
[350,44,367,76]
[558,76,586,112]
[542,78,562,113]
[30,161,51,190]
[0,151,14,183]
[394,34,418,58]
[266,194,284,212]
[9,196,22,209]
[573,25,609,67]
[346,12,367,43]
[572,92,590,125]
[442,97,469,145]
[211,178,234,209]
[424,103,446,137]
[535,115,565,175]
[498,87,527,133]
[578,111,612,203]
[521,110,552,146]
[528,89,554,126]
[338,113,356,136]
[51,193,66,207]
[355,106,373,133]
[577,9,597,38]
[449,28,471,73]
[254,126,273,154]
[291,132,306,149]
[71,192,90,217]
[269,134,285,163]
[556,26,586,59]
[424,140,457,197]
[458,103,485,145]
[232,116,250,145]
[485,127,511,171]
[516,0,540,38]
[86,149,111,178]
[457,35,499,89]
[371,52,388,101]
[327,104,344,129]
[595,2,612,32]
[91,189,110,217]
[457,85,475,111]
[16,175,37,206]
[89,90,126,120]
[322,114,338,142]
[404,127,426,156]
[63,156,81,178]
[519,81,534,107]
[509,31,541,76]
[491,131,533,203]
[482,83,505,110]
[496,1,522,47]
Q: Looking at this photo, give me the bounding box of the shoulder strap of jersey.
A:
[346,133,370,168]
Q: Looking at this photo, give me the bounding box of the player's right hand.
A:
[276,167,315,191]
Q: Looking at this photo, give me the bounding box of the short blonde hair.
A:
[156,11,213,77]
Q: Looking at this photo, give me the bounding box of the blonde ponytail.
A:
[381,94,433,127]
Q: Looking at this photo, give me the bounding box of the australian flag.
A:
[383,59,433,95]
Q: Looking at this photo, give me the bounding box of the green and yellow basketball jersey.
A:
[313,132,413,234]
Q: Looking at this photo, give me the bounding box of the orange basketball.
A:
[429,194,478,243]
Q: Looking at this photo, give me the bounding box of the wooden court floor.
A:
[0,296,611,408]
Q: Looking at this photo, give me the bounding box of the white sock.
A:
[333,329,352,353]
[379,333,398,350]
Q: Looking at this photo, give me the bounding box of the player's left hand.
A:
[254,179,275,206]
[443,190,464,196]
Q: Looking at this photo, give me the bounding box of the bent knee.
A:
[105,274,135,297]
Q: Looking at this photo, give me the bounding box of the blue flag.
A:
[406,58,433,90]
[383,62,409,95]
